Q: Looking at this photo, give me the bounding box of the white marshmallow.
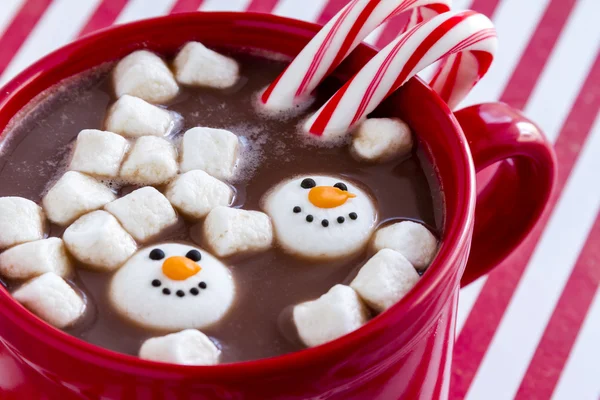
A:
[69,129,129,177]
[174,42,239,89]
[203,207,273,257]
[293,285,369,348]
[350,249,419,313]
[180,127,239,181]
[110,243,235,331]
[104,187,177,242]
[165,170,233,220]
[119,136,178,186]
[139,329,220,366]
[0,197,46,250]
[0,238,71,280]
[112,50,178,104]
[372,221,438,271]
[63,211,137,272]
[263,176,377,260]
[351,118,413,162]
[42,171,116,226]
[105,95,175,138]
[12,272,85,329]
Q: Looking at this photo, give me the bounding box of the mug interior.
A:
[0,12,474,374]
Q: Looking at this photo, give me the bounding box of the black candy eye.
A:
[149,249,165,260]
[334,182,348,191]
[186,250,202,262]
[301,178,316,189]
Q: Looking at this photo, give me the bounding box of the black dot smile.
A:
[153,280,208,296]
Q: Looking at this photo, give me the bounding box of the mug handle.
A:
[453,102,557,286]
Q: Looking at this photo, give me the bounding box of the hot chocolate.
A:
[0,47,443,364]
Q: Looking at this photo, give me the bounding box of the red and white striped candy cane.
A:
[260,0,451,112]
[304,10,497,138]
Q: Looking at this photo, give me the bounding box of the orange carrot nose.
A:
[162,256,201,281]
[308,186,356,208]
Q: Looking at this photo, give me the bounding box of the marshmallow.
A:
[293,285,369,348]
[139,329,220,366]
[110,243,235,331]
[351,118,413,162]
[0,197,45,250]
[174,42,239,89]
[69,129,129,177]
[105,95,175,138]
[42,171,116,226]
[104,187,177,242]
[12,272,85,329]
[112,50,178,104]
[180,127,239,181]
[165,170,233,220]
[203,206,273,257]
[372,221,438,271]
[119,136,178,186]
[63,211,137,272]
[0,238,71,280]
[350,249,420,313]
[263,176,377,260]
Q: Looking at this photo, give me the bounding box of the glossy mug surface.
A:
[0,12,556,400]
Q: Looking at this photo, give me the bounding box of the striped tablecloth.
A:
[0,1,598,399]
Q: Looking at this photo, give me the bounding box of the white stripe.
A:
[0,0,25,37]
[552,288,600,400]
[456,277,485,333]
[199,0,253,11]
[273,0,328,22]
[0,0,101,85]
[115,0,178,24]
[524,0,600,142]
[465,108,600,400]
[458,0,551,108]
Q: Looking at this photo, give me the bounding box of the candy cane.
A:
[304,10,497,138]
[260,0,451,112]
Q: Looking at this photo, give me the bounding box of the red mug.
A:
[0,12,556,399]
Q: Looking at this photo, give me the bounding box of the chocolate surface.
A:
[0,52,443,363]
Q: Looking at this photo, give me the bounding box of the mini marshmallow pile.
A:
[289,220,437,348]
[0,44,272,366]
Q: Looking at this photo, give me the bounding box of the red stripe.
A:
[515,208,600,399]
[78,0,129,37]
[170,0,204,14]
[451,47,600,399]
[295,0,357,97]
[0,0,53,78]
[245,0,280,13]
[374,13,411,48]
[316,0,347,25]
[469,0,502,19]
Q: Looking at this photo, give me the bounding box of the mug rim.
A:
[0,11,475,377]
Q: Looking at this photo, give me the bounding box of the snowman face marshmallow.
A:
[109,243,235,331]
[263,175,377,259]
